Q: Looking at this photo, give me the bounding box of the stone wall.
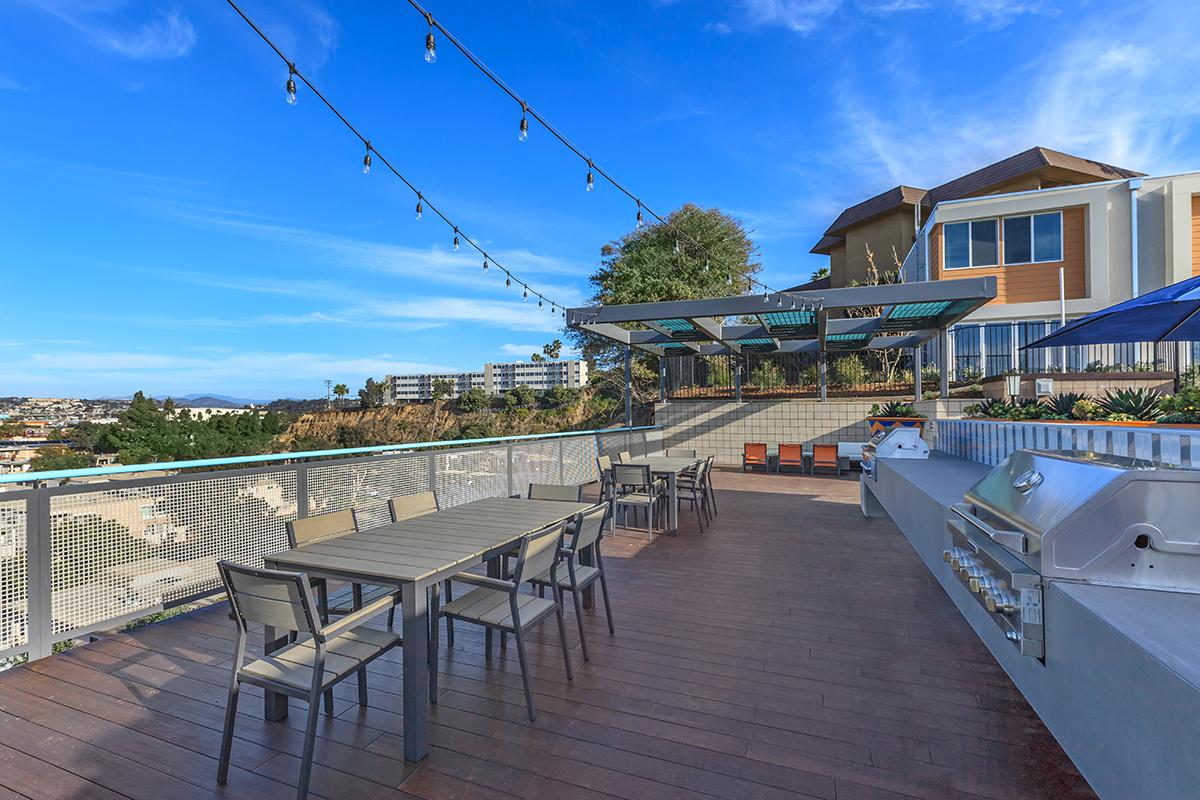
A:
[654,399,877,465]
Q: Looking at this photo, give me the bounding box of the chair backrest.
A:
[390,491,439,523]
[512,527,563,585]
[666,448,697,458]
[287,509,358,548]
[812,443,838,465]
[528,483,584,502]
[744,442,767,461]
[617,450,632,463]
[569,503,609,553]
[220,560,318,635]
[612,463,651,488]
[778,443,803,463]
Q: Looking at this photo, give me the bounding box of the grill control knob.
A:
[968,569,995,593]
[975,576,1006,595]
[951,553,976,572]
[985,589,1020,615]
[1006,630,1023,644]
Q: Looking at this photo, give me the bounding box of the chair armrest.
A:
[451,572,517,592]
[319,591,399,640]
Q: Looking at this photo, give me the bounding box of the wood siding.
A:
[930,205,1087,304]
[1192,195,1200,276]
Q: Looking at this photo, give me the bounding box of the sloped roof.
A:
[809,234,844,255]
[922,146,1144,206]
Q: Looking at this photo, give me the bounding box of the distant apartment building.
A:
[810,146,1200,376]
[384,360,588,403]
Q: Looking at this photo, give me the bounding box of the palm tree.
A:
[333,383,349,407]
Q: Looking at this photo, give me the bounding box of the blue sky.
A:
[3,0,1199,400]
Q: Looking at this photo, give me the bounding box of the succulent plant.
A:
[1105,413,1140,423]
[1098,387,1161,421]
[1071,398,1104,421]
[1010,399,1049,420]
[870,400,921,418]
[1158,386,1200,424]
[976,398,1012,418]
[1045,392,1088,417]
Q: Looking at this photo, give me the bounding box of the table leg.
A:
[667,471,678,535]
[262,624,288,721]
[401,582,429,762]
[484,557,499,654]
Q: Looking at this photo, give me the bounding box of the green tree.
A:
[504,385,537,409]
[530,352,545,363]
[546,385,579,409]
[358,378,387,408]
[30,445,92,471]
[333,383,349,406]
[456,387,490,412]
[542,339,563,360]
[810,266,830,281]
[430,379,454,402]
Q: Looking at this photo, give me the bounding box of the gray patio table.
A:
[613,455,704,534]
[262,496,592,761]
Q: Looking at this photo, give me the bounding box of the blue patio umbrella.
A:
[1022,274,1200,350]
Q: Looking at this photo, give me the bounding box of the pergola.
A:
[567,276,998,423]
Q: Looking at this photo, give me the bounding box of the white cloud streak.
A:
[28,2,196,59]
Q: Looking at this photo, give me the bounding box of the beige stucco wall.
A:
[836,209,915,287]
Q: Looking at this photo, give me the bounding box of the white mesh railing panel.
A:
[435,447,507,507]
[307,455,429,530]
[48,470,297,636]
[511,440,562,496]
[563,435,599,485]
[0,499,28,652]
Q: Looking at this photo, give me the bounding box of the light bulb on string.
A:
[538,297,543,308]
[635,204,644,229]
[482,256,489,273]
[362,142,372,175]
[673,240,680,254]
[522,286,529,301]
[415,195,423,221]
[763,293,770,304]
[285,63,297,105]
[585,162,595,192]
[518,104,529,142]
[453,230,460,251]
[505,275,511,288]
[424,14,437,63]
[727,275,733,287]
[777,296,784,308]
[704,260,710,272]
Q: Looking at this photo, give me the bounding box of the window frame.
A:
[942,218,999,270]
[1002,210,1064,266]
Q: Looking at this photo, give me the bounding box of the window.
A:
[1002,211,1063,264]
[943,219,998,269]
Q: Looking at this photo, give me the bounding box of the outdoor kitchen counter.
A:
[863,452,1200,800]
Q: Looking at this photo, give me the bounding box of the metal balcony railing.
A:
[0,426,658,663]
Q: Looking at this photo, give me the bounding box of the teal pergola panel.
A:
[878,299,975,332]
[825,332,872,351]
[733,337,778,353]
[652,318,709,341]
[759,310,818,338]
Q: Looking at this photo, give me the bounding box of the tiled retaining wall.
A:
[937,419,1200,467]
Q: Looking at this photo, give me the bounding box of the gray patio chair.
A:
[389,491,455,646]
[676,458,710,531]
[617,450,632,463]
[288,510,395,624]
[436,526,573,720]
[216,560,399,800]
[612,463,663,540]
[528,483,584,502]
[665,448,697,458]
[527,504,613,661]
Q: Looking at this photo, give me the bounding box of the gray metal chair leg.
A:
[357,666,368,707]
[569,584,588,661]
[513,626,536,721]
[598,572,615,634]
[216,680,240,785]
[323,687,334,716]
[553,584,574,680]
[444,580,454,648]
[297,687,322,800]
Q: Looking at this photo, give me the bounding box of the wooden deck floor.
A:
[0,470,1098,800]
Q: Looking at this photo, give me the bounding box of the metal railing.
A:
[935,418,1200,468]
[0,426,657,663]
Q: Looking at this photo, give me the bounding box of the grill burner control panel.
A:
[945,515,1045,660]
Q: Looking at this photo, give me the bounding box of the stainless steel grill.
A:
[945,449,1200,659]
[862,427,929,481]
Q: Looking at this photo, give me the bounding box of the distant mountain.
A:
[175,393,263,408]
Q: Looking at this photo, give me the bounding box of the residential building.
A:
[811,147,1200,376]
[384,360,588,403]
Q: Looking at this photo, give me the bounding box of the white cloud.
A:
[720,0,1045,33]
[29,2,196,59]
[362,297,569,333]
[499,343,542,356]
[952,0,1049,28]
[738,0,843,33]
[0,74,28,91]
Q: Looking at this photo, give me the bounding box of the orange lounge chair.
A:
[777,443,805,474]
[742,442,769,472]
[811,443,841,476]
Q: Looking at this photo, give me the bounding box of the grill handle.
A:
[950,503,1028,554]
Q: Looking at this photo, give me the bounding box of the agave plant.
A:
[1045,392,1087,417]
[870,400,920,418]
[976,398,1012,418]
[1099,387,1162,421]
[1010,398,1049,420]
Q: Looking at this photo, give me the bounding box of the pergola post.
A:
[818,353,827,402]
[939,333,950,399]
[623,345,633,427]
[734,355,742,403]
[658,357,667,403]
[913,346,923,402]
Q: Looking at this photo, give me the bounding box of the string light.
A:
[636,204,644,229]
[505,275,511,288]
[223,0,568,316]
[285,63,297,105]
[518,103,529,142]
[763,293,770,304]
[402,0,800,304]
[673,240,680,254]
[704,259,710,272]
[538,297,543,308]
[522,286,529,301]
[424,13,437,62]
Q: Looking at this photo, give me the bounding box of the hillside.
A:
[278,393,623,451]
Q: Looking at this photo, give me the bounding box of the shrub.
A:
[1045,392,1088,417]
[706,357,733,387]
[1105,413,1140,423]
[976,398,1012,418]
[1159,386,1200,423]
[923,389,939,400]
[749,360,785,389]
[831,354,869,387]
[869,400,920,418]
[455,387,490,413]
[1098,387,1161,420]
[895,369,914,386]
[1010,399,1049,420]
[921,365,941,384]
[545,385,580,409]
[1071,398,1104,421]
[799,364,819,386]
[957,366,983,383]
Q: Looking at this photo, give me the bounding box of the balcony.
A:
[0,430,1095,799]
